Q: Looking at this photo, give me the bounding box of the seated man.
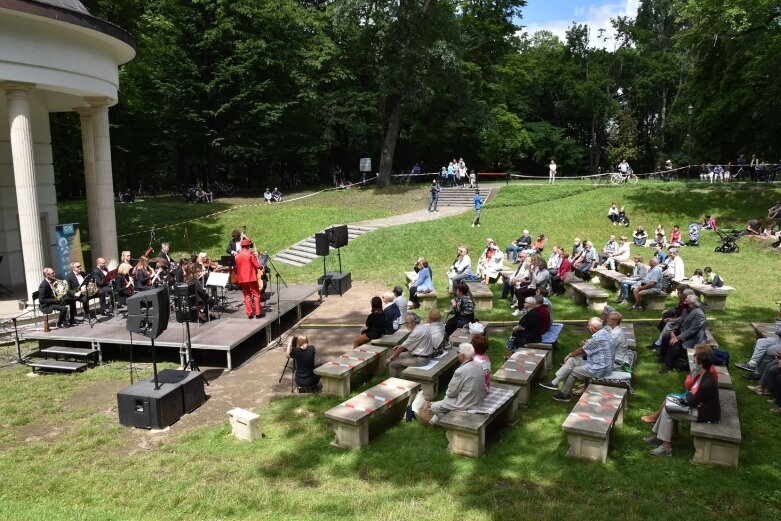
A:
[423,343,486,426]
[539,317,614,402]
[381,292,401,334]
[632,227,648,246]
[574,240,599,279]
[746,216,763,235]
[513,258,550,305]
[601,236,630,270]
[607,311,630,368]
[263,188,273,204]
[631,257,663,310]
[507,297,547,352]
[195,187,206,202]
[272,187,283,202]
[658,295,707,373]
[648,286,694,349]
[38,267,70,328]
[506,229,532,263]
[387,311,444,377]
[735,314,781,380]
[597,235,618,266]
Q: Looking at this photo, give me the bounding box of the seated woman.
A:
[690,268,705,285]
[354,296,385,347]
[263,188,273,204]
[203,186,214,202]
[669,225,683,247]
[642,350,720,456]
[195,187,206,202]
[446,246,472,294]
[478,240,504,284]
[523,233,547,255]
[507,297,545,353]
[471,335,491,392]
[702,214,717,230]
[116,262,134,307]
[514,257,550,305]
[409,258,434,309]
[381,292,401,334]
[134,257,153,292]
[445,283,475,338]
[633,226,648,246]
[286,335,321,392]
[651,224,666,247]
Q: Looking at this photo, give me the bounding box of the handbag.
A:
[664,394,691,415]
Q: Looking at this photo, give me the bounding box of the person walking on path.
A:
[472,189,484,227]
[428,179,440,212]
[549,160,557,184]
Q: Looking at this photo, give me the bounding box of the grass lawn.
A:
[1,181,780,520]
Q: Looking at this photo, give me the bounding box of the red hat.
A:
[240,239,251,247]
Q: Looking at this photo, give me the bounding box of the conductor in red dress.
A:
[235,239,263,318]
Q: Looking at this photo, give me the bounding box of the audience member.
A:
[601,235,630,270]
[633,226,648,246]
[658,295,707,373]
[445,283,476,338]
[477,239,504,284]
[409,258,434,309]
[354,296,385,347]
[381,292,402,334]
[507,297,545,353]
[506,230,532,263]
[631,257,664,310]
[420,343,486,426]
[446,246,472,293]
[615,254,647,304]
[471,335,491,392]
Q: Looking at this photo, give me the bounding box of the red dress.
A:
[235,249,262,317]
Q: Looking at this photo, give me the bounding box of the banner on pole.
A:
[55,223,84,278]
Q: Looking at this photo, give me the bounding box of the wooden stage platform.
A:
[25,284,321,370]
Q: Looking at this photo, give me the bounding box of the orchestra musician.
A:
[65,261,92,321]
[184,263,212,322]
[133,256,154,292]
[92,257,114,316]
[157,242,173,264]
[234,238,264,319]
[116,262,134,308]
[121,250,132,265]
[172,256,189,283]
[38,267,71,328]
[226,229,243,256]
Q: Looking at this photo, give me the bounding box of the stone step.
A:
[273,224,378,267]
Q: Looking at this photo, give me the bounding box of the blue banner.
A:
[55,223,84,278]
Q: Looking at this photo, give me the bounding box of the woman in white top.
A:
[652,224,666,247]
[548,160,557,184]
[458,158,467,187]
[447,246,472,293]
[477,240,504,284]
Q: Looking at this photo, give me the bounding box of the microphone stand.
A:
[265,257,288,347]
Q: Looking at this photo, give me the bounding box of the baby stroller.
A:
[714,229,741,253]
[687,222,700,247]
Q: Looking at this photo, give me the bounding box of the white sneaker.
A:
[512,309,521,316]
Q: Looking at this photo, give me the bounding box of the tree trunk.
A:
[378,96,402,187]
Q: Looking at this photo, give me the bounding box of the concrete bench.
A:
[642,292,669,310]
[448,321,489,347]
[370,329,410,348]
[405,271,438,310]
[690,389,741,468]
[525,322,564,372]
[493,347,547,406]
[687,282,735,311]
[621,323,636,349]
[565,280,609,311]
[438,383,520,458]
[324,377,420,449]
[401,348,460,400]
[618,260,636,276]
[592,269,627,290]
[40,345,99,365]
[686,348,731,389]
[751,322,778,339]
[705,330,719,349]
[562,384,628,463]
[464,280,493,311]
[314,344,391,398]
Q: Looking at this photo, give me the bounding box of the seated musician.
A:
[116,262,134,308]
[133,257,153,292]
[38,267,70,328]
[92,257,113,316]
[172,256,189,283]
[65,261,91,321]
[184,264,212,322]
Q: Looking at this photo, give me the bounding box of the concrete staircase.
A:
[437,187,492,206]
[273,225,377,267]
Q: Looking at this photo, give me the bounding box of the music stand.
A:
[206,271,230,315]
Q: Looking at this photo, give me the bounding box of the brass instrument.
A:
[86,280,98,298]
[52,279,69,301]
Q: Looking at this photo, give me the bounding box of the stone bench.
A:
[464,280,493,311]
[618,260,636,276]
[448,321,489,347]
[405,271,438,309]
[370,329,410,348]
[690,389,741,468]
[324,377,420,449]
[565,280,609,311]
[493,347,547,407]
[561,384,628,463]
[314,344,391,398]
[438,383,520,458]
[687,282,735,311]
[401,348,461,400]
[592,269,627,290]
[686,348,731,389]
[525,322,564,372]
[642,292,669,310]
[751,322,778,339]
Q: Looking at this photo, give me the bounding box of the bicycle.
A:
[589,173,610,185]
[610,169,638,184]
[212,179,236,196]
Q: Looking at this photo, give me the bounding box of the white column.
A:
[5,84,45,300]
[85,98,118,270]
[76,108,101,264]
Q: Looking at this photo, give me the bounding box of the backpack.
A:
[712,349,730,366]
[658,273,674,294]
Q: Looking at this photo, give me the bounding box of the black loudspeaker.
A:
[317,271,352,295]
[117,379,184,429]
[174,282,198,323]
[126,286,170,339]
[155,369,206,413]
[315,232,330,256]
[329,225,349,248]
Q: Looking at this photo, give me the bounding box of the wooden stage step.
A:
[29,359,88,373]
[40,346,99,362]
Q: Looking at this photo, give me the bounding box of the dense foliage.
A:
[51,0,781,193]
